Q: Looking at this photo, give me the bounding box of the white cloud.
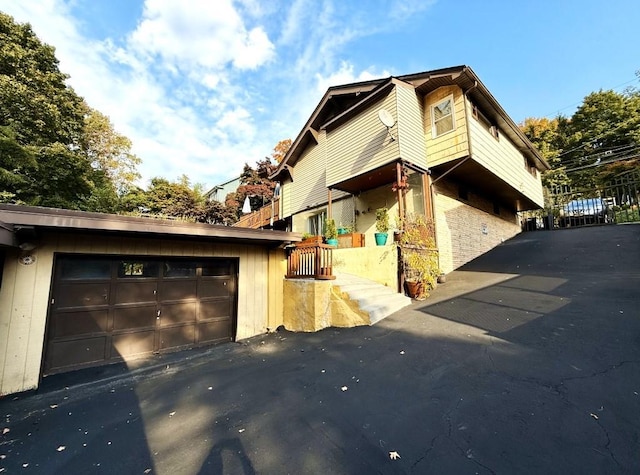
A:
[129,0,274,71]
[315,62,390,95]
[0,0,436,190]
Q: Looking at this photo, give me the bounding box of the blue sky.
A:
[0,0,638,190]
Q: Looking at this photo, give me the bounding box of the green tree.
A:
[146,177,200,219]
[29,143,94,209]
[522,85,640,191]
[81,107,141,192]
[0,12,85,147]
[0,126,36,202]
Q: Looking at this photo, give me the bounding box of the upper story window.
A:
[472,104,499,141]
[431,95,455,137]
[524,157,538,178]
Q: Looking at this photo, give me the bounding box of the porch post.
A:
[423,173,434,221]
[327,188,332,219]
[396,162,405,224]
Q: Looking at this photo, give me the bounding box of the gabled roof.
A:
[271,65,549,180]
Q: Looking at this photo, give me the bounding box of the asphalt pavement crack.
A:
[410,434,440,471]
[560,360,639,385]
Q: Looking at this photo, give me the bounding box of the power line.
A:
[540,76,639,120]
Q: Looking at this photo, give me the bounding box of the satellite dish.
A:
[378,109,395,128]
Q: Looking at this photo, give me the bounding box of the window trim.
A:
[431,95,455,138]
[472,104,500,141]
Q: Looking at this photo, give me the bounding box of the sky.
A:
[0,0,638,191]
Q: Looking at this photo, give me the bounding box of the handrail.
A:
[286,242,336,280]
[235,198,280,229]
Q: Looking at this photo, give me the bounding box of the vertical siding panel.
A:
[235,246,250,339]
[22,245,54,390]
[0,247,46,394]
[267,249,283,330]
[0,249,19,394]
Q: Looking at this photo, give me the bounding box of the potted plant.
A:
[324,218,338,247]
[297,232,323,247]
[397,214,440,299]
[375,207,390,245]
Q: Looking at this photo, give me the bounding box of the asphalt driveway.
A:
[1,224,639,474]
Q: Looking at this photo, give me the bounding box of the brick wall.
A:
[434,179,521,273]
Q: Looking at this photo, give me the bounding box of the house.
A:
[266,65,548,283]
[0,204,298,395]
[204,176,241,203]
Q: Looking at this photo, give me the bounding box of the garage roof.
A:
[0,204,300,247]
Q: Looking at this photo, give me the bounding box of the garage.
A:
[44,255,238,374]
[1,204,297,395]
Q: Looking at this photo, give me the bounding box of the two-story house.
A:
[270,65,548,278]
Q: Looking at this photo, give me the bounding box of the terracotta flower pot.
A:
[405,280,424,299]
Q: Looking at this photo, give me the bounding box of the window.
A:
[118,260,159,278]
[431,96,455,137]
[202,260,233,276]
[60,257,111,280]
[307,211,326,236]
[472,104,499,140]
[524,157,537,177]
[163,261,197,278]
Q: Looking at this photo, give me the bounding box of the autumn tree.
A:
[522,85,640,191]
[271,138,292,163]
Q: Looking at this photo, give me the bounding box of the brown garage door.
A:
[44,255,237,375]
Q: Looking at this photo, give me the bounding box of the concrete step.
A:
[333,273,411,325]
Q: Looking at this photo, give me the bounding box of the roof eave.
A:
[0,205,300,245]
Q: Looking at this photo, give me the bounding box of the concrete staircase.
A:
[332,273,412,325]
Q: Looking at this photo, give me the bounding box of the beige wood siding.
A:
[0,245,54,396]
[326,89,400,187]
[424,86,469,166]
[433,178,520,273]
[467,102,544,207]
[396,84,428,169]
[290,131,330,214]
[0,233,286,395]
[281,178,292,218]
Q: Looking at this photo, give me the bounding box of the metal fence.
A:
[520,170,640,230]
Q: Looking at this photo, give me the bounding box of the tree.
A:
[236,159,277,215]
[522,86,640,191]
[29,143,95,209]
[81,107,141,192]
[0,126,36,202]
[0,13,142,212]
[145,177,199,219]
[520,117,569,189]
[0,12,85,147]
[271,138,292,163]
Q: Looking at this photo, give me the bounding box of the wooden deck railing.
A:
[235,198,280,229]
[286,242,336,280]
